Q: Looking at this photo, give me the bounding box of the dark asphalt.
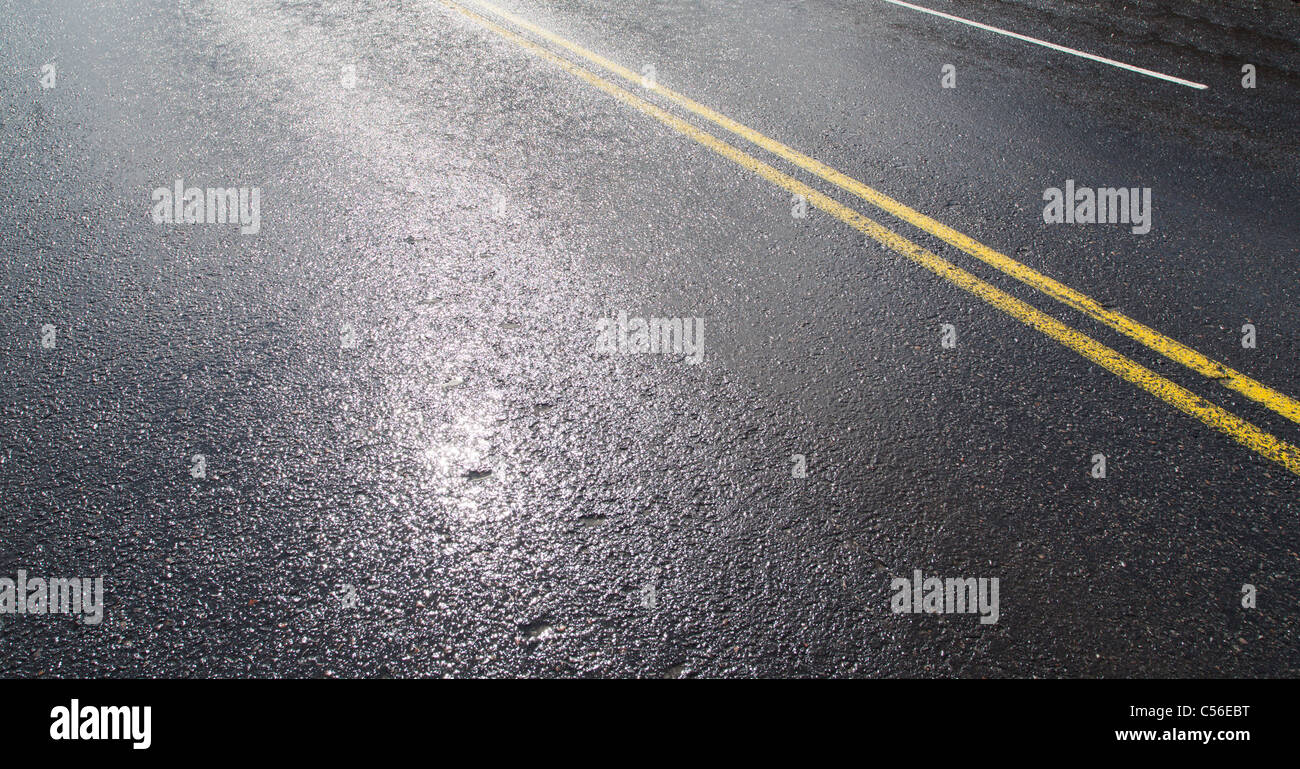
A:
[1,0,1298,677]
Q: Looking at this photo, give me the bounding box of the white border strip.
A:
[880,0,1209,90]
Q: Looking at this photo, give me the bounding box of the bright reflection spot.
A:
[422,412,493,476]
[416,388,505,483]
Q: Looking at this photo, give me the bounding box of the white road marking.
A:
[880,0,1209,90]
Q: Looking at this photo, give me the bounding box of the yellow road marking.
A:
[466,0,1300,429]
[437,0,1300,476]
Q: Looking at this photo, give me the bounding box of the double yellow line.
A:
[440,0,1300,475]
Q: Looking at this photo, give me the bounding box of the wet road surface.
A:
[2,0,1299,677]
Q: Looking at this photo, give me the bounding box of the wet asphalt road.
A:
[1,0,1298,677]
